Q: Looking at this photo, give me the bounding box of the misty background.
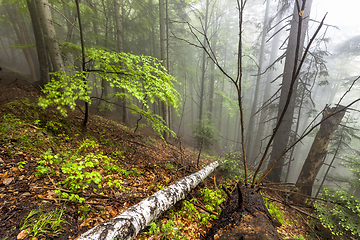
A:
[0,0,359,198]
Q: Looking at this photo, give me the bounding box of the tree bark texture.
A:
[114,0,129,125]
[266,0,313,182]
[26,0,49,87]
[159,0,169,140]
[296,106,346,196]
[35,0,65,72]
[205,185,282,240]
[78,161,219,240]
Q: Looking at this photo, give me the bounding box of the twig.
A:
[193,203,218,216]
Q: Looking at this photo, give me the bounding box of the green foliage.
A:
[142,217,188,240]
[20,203,67,238]
[38,49,181,139]
[345,155,360,188]
[315,188,360,238]
[214,91,239,117]
[263,197,289,225]
[218,148,242,179]
[17,160,27,169]
[286,234,305,240]
[165,161,176,170]
[38,68,92,117]
[200,187,225,214]
[314,155,360,238]
[191,118,220,150]
[0,112,47,155]
[180,187,225,226]
[35,139,133,203]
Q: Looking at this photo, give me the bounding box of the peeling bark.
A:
[77,161,219,240]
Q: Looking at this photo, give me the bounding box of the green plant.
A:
[263,197,289,225]
[20,203,67,238]
[0,113,46,155]
[191,118,220,151]
[314,155,360,238]
[315,188,360,238]
[165,161,176,170]
[78,204,92,222]
[200,187,225,214]
[219,148,242,179]
[38,49,181,139]
[17,160,27,169]
[288,234,306,240]
[36,149,62,177]
[147,221,160,235]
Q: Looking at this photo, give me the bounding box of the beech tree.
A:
[35,0,65,72]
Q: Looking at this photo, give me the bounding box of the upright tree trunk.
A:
[159,0,169,140]
[266,0,313,182]
[26,0,49,87]
[35,0,65,72]
[208,13,217,120]
[114,0,129,124]
[198,0,210,124]
[245,0,270,159]
[296,106,346,196]
[6,4,37,82]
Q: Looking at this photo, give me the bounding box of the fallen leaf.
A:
[20,192,31,198]
[3,177,14,186]
[17,229,28,239]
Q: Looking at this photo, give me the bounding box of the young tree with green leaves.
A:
[38,48,181,138]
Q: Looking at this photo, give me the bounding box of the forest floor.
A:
[0,68,342,240]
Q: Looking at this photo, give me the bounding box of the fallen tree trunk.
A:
[78,161,219,240]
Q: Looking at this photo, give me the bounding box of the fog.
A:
[0,0,359,197]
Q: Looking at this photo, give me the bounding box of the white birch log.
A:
[77,161,219,240]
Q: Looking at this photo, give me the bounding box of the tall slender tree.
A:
[266,0,313,182]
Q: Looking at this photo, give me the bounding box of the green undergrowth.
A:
[263,197,290,226]
[140,186,226,239]
[0,98,230,240]
[20,203,67,238]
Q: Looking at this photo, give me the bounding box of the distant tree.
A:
[336,35,360,56]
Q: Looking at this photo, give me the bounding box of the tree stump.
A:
[205,185,282,240]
